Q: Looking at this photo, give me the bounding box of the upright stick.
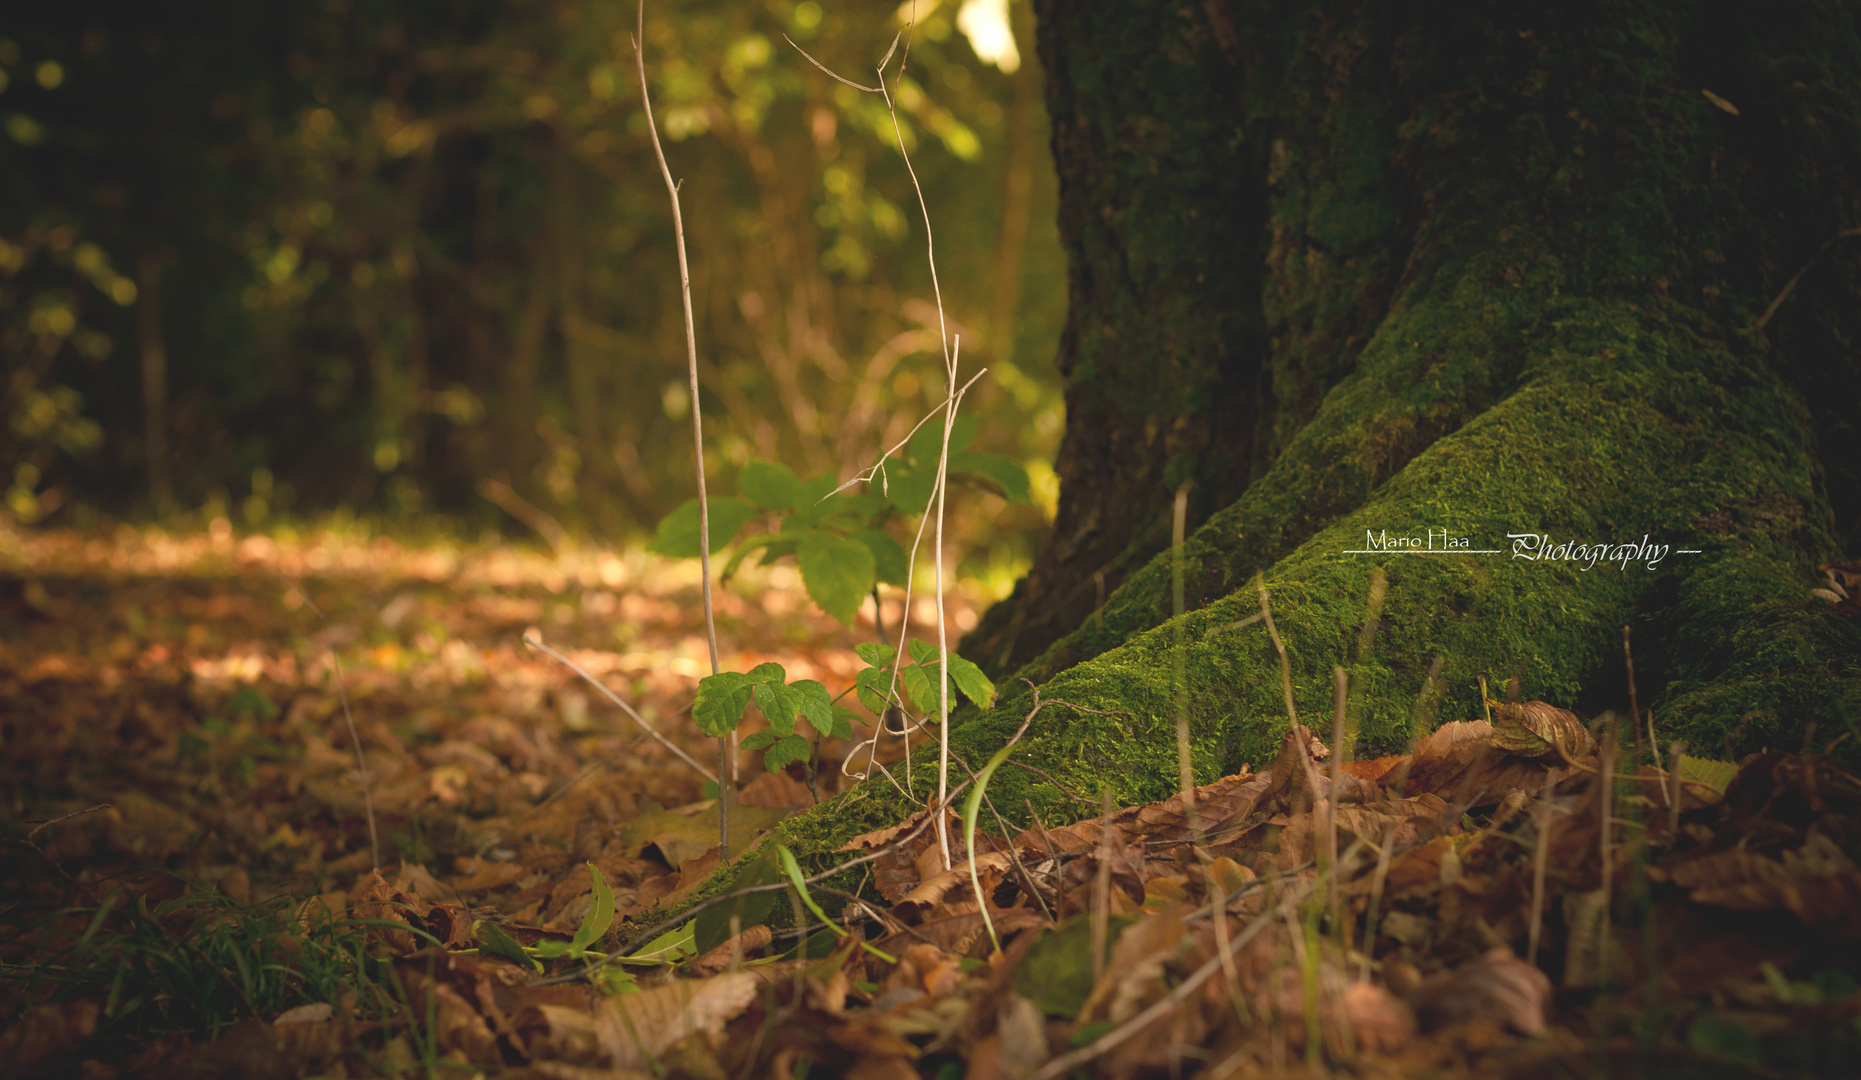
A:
[1172,485,1198,836]
[636,0,727,858]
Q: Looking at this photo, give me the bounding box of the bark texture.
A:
[763,0,1861,866]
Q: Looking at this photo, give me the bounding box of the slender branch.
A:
[636,0,728,859]
[523,635,718,784]
[332,655,379,869]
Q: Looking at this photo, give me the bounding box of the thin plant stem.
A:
[635,0,728,859]
[1329,665,1347,942]
[523,635,718,783]
[1092,785,1113,985]
[1172,484,1198,838]
[1255,573,1298,727]
[1527,768,1560,967]
[1624,625,1643,766]
[332,655,379,869]
[1597,729,1615,987]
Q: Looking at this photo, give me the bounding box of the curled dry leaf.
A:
[1411,947,1552,1036]
[894,851,1012,920]
[591,972,759,1071]
[1403,720,1563,808]
[1487,700,1594,760]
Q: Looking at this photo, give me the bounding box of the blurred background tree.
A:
[0,0,1063,579]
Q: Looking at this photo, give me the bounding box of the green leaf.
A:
[854,666,895,714]
[475,921,541,973]
[907,412,978,465]
[570,865,615,954]
[753,681,798,737]
[1679,754,1740,794]
[647,496,759,558]
[740,731,777,751]
[790,680,834,737]
[899,663,936,715]
[762,733,813,772]
[883,465,937,517]
[946,653,996,708]
[949,452,1031,504]
[746,661,787,684]
[692,671,755,736]
[738,460,800,511]
[908,639,939,664]
[830,706,858,740]
[625,922,696,966]
[853,529,909,586]
[797,530,876,625]
[855,642,898,667]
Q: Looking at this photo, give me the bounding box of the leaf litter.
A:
[3,525,1860,1077]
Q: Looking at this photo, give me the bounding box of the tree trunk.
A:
[782,0,1861,854]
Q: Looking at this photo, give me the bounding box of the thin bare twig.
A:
[636,0,728,858]
[1028,837,1370,1080]
[332,655,379,869]
[523,634,718,784]
[1527,768,1560,967]
[1741,227,1861,334]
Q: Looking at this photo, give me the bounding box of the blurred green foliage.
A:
[0,0,1064,562]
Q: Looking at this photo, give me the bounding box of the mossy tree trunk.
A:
[779,0,1861,860]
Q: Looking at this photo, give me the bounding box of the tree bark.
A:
[792,0,1861,852]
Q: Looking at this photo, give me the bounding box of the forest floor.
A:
[2,523,1859,1079]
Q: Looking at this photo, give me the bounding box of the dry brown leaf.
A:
[1404,720,1561,808]
[893,851,1012,919]
[400,965,502,1063]
[590,972,759,1071]
[1488,700,1593,760]
[737,769,815,808]
[451,855,530,892]
[686,924,774,977]
[1412,947,1551,1035]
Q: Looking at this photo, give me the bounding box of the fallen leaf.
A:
[591,972,759,1071]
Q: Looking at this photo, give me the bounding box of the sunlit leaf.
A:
[752,681,798,737]
[738,459,800,511]
[907,412,979,465]
[790,679,834,737]
[693,671,755,736]
[855,642,897,667]
[647,496,758,558]
[946,652,995,708]
[797,529,875,625]
[740,731,777,750]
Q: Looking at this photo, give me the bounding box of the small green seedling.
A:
[694,662,857,773]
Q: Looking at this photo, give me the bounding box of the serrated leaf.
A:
[908,639,938,664]
[753,681,798,737]
[571,865,615,953]
[949,452,1031,504]
[646,496,759,558]
[797,530,876,625]
[1679,754,1740,794]
[476,920,541,973]
[855,642,897,667]
[763,733,813,772]
[790,680,834,737]
[746,662,786,684]
[854,666,894,713]
[692,671,755,737]
[899,663,936,715]
[829,707,857,740]
[853,529,909,586]
[740,731,777,750]
[946,652,996,708]
[738,460,800,511]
